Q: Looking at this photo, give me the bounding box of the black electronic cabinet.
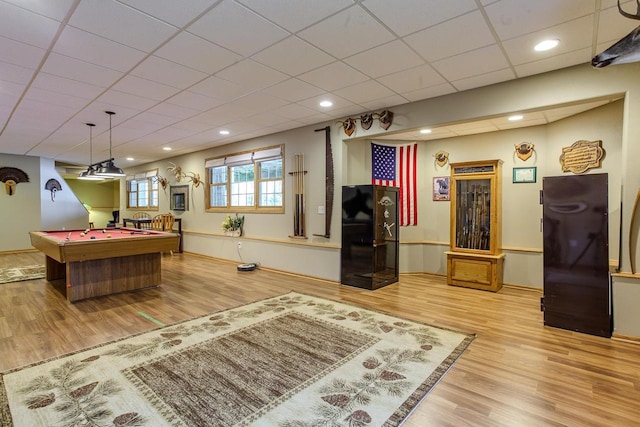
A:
[340,185,399,290]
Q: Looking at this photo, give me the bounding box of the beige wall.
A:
[66,179,119,229]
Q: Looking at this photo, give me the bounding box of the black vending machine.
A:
[341,185,399,290]
[542,173,612,337]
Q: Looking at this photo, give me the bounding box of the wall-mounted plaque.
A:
[559,140,605,174]
[170,185,189,211]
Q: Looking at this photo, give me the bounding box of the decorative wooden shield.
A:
[342,118,356,136]
[378,110,394,130]
[434,150,449,167]
[514,142,535,161]
[360,113,373,130]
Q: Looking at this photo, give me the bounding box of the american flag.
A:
[371,142,418,226]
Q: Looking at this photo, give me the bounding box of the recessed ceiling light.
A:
[419,129,432,134]
[508,115,523,121]
[319,100,333,108]
[163,147,172,151]
[126,157,134,161]
[534,39,559,52]
[219,130,230,135]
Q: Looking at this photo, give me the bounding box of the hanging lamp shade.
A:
[78,123,104,181]
[96,111,125,177]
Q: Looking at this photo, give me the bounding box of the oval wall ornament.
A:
[559,140,605,174]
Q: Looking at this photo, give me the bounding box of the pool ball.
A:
[80,233,85,237]
[90,236,96,239]
[106,234,111,238]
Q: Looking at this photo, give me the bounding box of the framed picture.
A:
[513,167,537,183]
[433,176,450,201]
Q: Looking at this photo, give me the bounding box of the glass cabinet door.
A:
[454,178,492,251]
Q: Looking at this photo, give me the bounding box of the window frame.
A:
[205,145,284,214]
[126,168,160,211]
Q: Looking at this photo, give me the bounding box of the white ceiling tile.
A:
[148,102,201,120]
[363,0,478,37]
[42,53,123,87]
[24,87,91,110]
[344,40,425,78]
[452,68,516,91]
[215,59,288,92]
[69,0,177,52]
[404,11,496,62]
[432,45,509,81]
[0,62,35,85]
[228,93,289,112]
[252,36,335,76]
[167,91,226,111]
[187,1,289,56]
[260,79,325,103]
[514,48,590,77]
[296,94,356,113]
[237,0,352,32]
[31,73,106,99]
[54,26,147,72]
[400,83,456,102]
[298,6,395,59]
[596,3,640,45]
[247,111,298,127]
[0,2,60,49]
[269,103,319,120]
[189,76,251,100]
[485,0,594,40]
[360,94,410,111]
[118,0,217,27]
[502,16,593,66]
[154,32,241,74]
[2,0,77,21]
[298,62,369,91]
[190,104,255,126]
[131,56,208,89]
[111,75,181,101]
[376,64,446,94]
[338,80,396,104]
[0,36,46,69]
[0,81,24,107]
[97,90,159,111]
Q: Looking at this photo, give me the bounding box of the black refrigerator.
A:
[340,185,399,290]
[542,173,612,337]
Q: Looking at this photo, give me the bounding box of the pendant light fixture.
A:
[96,111,125,177]
[78,123,104,181]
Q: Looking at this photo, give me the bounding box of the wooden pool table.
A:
[29,228,179,302]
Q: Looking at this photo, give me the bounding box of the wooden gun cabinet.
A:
[446,160,505,291]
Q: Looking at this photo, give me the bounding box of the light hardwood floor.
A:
[1,252,639,426]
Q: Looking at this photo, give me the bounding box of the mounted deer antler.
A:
[153,174,168,190]
[167,162,184,182]
[336,117,356,136]
[185,172,201,188]
[592,0,640,67]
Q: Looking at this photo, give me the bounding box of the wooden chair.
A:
[161,214,175,232]
[150,214,164,231]
[132,212,149,219]
[153,214,174,255]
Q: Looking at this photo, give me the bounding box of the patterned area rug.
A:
[0,265,45,284]
[0,292,474,427]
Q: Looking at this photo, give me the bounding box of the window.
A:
[205,146,283,212]
[126,169,159,210]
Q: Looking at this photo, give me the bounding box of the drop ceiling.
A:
[0,0,637,168]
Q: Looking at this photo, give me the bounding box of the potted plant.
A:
[221,213,244,237]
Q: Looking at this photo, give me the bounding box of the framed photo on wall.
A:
[513,167,537,183]
[433,176,450,201]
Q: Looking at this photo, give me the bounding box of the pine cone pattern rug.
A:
[0,292,474,426]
